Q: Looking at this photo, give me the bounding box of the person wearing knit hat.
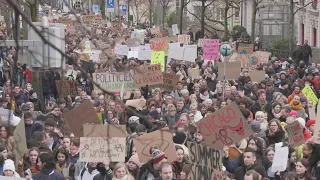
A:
[44,118,56,132]
[127,154,141,178]
[136,146,168,180]
[296,117,312,141]
[2,159,20,177]
[306,120,316,135]
[148,110,159,122]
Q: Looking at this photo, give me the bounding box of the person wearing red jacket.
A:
[23,65,32,83]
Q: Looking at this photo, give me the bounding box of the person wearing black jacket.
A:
[302,40,312,66]
[32,153,64,180]
[93,162,112,180]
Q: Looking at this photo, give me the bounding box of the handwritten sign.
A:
[133,64,163,88]
[55,80,77,98]
[178,35,190,45]
[302,85,318,106]
[151,51,165,72]
[217,62,241,80]
[93,71,134,92]
[284,121,305,148]
[63,100,101,137]
[79,137,125,162]
[271,146,289,172]
[195,103,253,150]
[204,39,220,61]
[238,43,254,55]
[133,129,176,163]
[149,73,180,91]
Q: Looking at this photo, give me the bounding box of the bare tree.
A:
[129,0,149,24]
[223,0,240,41]
[251,0,264,43]
[159,0,172,30]
[26,0,39,21]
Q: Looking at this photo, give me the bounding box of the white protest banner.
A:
[168,46,184,60]
[115,44,130,56]
[138,45,152,60]
[127,51,139,59]
[183,45,197,62]
[93,71,134,92]
[314,103,320,144]
[178,35,190,45]
[172,24,179,35]
[271,146,288,172]
[0,108,13,125]
[79,137,125,162]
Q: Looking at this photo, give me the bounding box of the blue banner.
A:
[107,0,114,8]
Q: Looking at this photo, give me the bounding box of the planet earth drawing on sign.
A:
[239,50,247,54]
[141,139,170,157]
[249,55,259,65]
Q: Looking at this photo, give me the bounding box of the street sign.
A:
[107,0,114,8]
[92,5,100,13]
[121,5,127,12]
[106,0,115,12]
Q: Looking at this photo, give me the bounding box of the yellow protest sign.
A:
[151,51,165,72]
[302,85,318,106]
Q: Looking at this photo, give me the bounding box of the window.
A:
[216,8,225,21]
[235,10,240,20]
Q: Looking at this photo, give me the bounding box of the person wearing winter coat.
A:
[23,65,32,83]
[29,90,44,112]
[126,154,141,178]
[1,159,20,178]
[112,162,135,180]
[238,69,251,91]
[265,119,286,146]
[93,162,112,180]
[32,153,64,180]
[77,162,99,180]
[136,147,168,180]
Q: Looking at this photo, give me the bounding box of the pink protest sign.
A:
[204,39,220,61]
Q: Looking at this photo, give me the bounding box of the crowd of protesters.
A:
[0,17,318,180]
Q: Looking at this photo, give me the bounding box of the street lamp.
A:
[219,43,232,100]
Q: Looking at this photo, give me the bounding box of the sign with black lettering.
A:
[133,64,163,88]
[55,80,77,98]
[79,137,125,162]
[93,71,134,92]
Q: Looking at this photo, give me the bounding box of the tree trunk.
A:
[162,7,165,30]
[179,0,183,34]
[289,0,294,53]
[30,2,39,22]
[251,0,257,43]
[149,0,152,26]
[201,0,205,38]
[100,0,106,19]
[223,5,229,41]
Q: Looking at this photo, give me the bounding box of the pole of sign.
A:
[223,48,227,100]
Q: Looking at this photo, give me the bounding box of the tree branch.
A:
[293,1,314,15]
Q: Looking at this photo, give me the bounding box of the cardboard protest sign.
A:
[151,51,165,72]
[133,64,163,88]
[271,146,289,172]
[217,62,241,80]
[14,115,27,167]
[63,100,101,137]
[150,38,170,53]
[302,85,318,106]
[149,73,180,91]
[248,70,265,82]
[83,124,126,137]
[55,80,77,98]
[188,68,201,80]
[79,137,125,162]
[115,44,130,56]
[93,71,134,92]
[195,103,253,150]
[284,121,305,148]
[313,103,320,144]
[238,43,254,55]
[150,27,160,34]
[125,99,146,110]
[133,129,176,163]
[250,51,271,65]
[178,35,190,45]
[204,39,220,61]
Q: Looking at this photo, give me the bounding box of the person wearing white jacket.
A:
[1,159,21,177]
[77,162,99,180]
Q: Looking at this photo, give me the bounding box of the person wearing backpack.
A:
[302,40,312,66]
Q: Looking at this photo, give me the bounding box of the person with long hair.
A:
[32,153,64,179]
[266,119,286,146]
[295,158,312,180]
[126,154,141,178]
[0,126,14,152]
[263,147,275,179]
[54,147,75,178]
[17,148,40,177]
[112,162,135,180]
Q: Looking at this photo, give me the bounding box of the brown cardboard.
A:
[284,121,305,148]
[83,124,126,137]
[55,80,77,98]
[133,64,163,88]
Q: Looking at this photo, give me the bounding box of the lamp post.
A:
[41,16,49,68]
[219,43,232,100]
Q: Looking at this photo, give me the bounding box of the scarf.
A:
[113,175,128,180]
[200,93,209,101]
[272,110,281,118]
[289,101,303,110]
[259,100,267,111]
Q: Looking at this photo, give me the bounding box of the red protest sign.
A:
[195,103,252,150]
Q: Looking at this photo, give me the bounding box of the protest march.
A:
[0,2,319,180]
